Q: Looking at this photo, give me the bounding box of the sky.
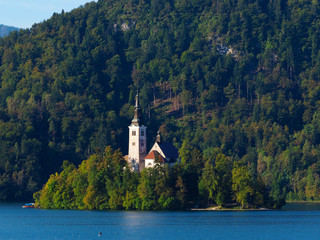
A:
[0,0,97,29]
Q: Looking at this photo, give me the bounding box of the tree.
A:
[232,162,255,208]
[199,160,218,205]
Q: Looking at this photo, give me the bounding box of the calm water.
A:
[1,203,320,240]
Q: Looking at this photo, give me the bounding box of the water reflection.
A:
[0,204,320,239]
[283,202,320,211]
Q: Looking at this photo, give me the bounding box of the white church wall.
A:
[145,159,155,168]
[128,124,147,171]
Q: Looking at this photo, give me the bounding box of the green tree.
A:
[232,162,255,208]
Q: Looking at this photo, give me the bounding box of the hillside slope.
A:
[0,0,320,201]
[0,24,19,37]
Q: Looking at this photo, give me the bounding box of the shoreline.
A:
[191,206,270,211]
[192,201,320,211]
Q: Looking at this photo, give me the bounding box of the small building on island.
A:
[125,92,179,171]
[145,131,179,168]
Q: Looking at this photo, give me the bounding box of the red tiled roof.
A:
[145,150,165,162]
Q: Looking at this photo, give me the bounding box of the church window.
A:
[132,131,136,136]
[141,142,144,147]
[141,130,145,136]
[132,142,136,146]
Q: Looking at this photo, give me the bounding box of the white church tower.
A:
[128,92,147,171]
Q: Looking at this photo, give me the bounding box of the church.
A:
[125,92,179,172]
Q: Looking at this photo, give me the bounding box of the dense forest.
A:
[1,0,320,206]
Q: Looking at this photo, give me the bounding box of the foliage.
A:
[0,0,320,202]
[35,146,279,210]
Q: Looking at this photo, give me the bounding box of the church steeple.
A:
[128,90,147,172]
[156,130,162,144]
[132,90,141,125]
[135,90,140,108]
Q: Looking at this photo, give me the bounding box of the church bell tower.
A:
[128,91,147,171]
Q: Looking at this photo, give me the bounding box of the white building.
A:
[126,93,179,171]
[127,92,147,172]
[145,131,179,168]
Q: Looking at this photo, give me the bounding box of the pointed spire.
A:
[132,90,141,125]
[156,130,162,144]
[135,90,139,108]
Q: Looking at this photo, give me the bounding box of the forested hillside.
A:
[1,0,320,202]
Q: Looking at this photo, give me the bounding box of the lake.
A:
[1,203,320,239]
